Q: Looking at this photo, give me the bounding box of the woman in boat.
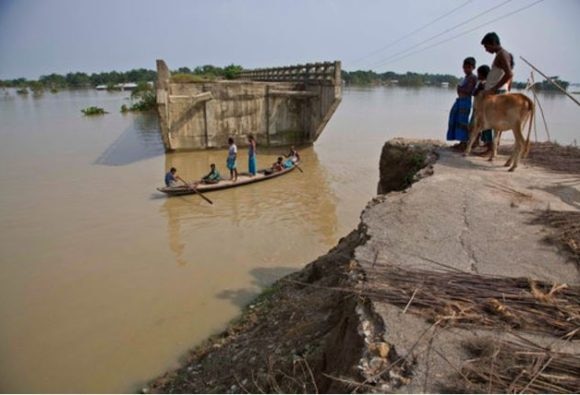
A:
[247,134,257,176]
[227,137,238,182]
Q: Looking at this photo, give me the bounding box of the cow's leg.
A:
[489,130,500,162]
[505,136,517,168]
[508,125,524,172]
[464,124,480,156]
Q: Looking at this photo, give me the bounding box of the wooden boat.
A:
[157,161,300,196]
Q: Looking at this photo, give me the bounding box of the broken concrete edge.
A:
[376,137,443,195]
[143,138,440,393]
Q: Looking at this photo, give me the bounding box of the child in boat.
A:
[285,146,300,163]
[164,167,187,187]
[446,57,478,150]
[272,157,284,172]
[227,137,238,182]
[201,163,221,184]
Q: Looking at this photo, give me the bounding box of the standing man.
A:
[227,137,238,182]
[247,134,257,176]
[481,32,513,95]
[479,32,513,153]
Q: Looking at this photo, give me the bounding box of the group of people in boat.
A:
[446,32,514,155]
[163,135,300,188]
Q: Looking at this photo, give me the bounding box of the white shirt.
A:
[228,144,237,158]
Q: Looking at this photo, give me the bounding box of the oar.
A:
[186,182,213,205]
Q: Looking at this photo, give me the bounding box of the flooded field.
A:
[0,86,578,392]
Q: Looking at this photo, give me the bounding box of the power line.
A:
[350,0,475,66]
[376,0,545,69]
[365,0,514,70]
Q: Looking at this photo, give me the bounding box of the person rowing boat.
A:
[158,157,299,196]
[164,167,188,187]
[284,146,300,163]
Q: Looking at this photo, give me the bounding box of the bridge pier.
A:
[156,60,342,151]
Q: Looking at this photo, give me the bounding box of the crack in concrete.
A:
[459,192,479,273]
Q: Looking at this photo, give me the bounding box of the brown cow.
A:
[465,92,534,171]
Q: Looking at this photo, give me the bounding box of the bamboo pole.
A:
[520,56,580,106]
[529,72,551,141]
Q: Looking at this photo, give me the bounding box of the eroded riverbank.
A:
[146,139,580,393]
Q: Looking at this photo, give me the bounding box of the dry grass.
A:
[364,266,580,338]
[446,336,580,393]
[499,141,580,174]
[531,209,580,265]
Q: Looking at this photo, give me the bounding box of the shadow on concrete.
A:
[94,113,165,166]
[216,266,298,309]
[438,150,507,172]
[532,183,580,210]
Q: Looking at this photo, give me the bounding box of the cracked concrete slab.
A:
[355,145,580,392]
[358,148,579,281]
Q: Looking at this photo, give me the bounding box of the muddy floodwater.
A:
[0,86,578,393]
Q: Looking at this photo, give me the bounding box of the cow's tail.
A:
[523,95,535,158]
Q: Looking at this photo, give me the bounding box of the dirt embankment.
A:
[146,140,437,394]
[146,140,580,394]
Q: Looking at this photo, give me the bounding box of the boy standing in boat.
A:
[247,134,257,176]
[227,137,238,182]
[446,57,478,150]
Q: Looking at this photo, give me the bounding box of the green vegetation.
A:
[171,73,213,83]
[512,77,570,92]
[5,63,569,94]
[1,69,157,90]
[343,70,573,91]
[119,82,156,113]
[81,106,107,116]
[170,64,243,82]
[1,64,244,91]
[16,87,29,95]
[342,70,459,86]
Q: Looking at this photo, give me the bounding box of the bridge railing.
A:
[238,61,341,84]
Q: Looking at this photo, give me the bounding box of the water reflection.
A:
[216,266,298,309]
[159,147,339,269]
[94,112,164,166]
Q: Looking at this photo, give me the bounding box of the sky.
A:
[1,0,579,82]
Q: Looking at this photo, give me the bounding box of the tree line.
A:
[0,65,570,92]
[341,70,571,91]
[511,78,570,92]
[0,65,245,91]
[342,70,460,86]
